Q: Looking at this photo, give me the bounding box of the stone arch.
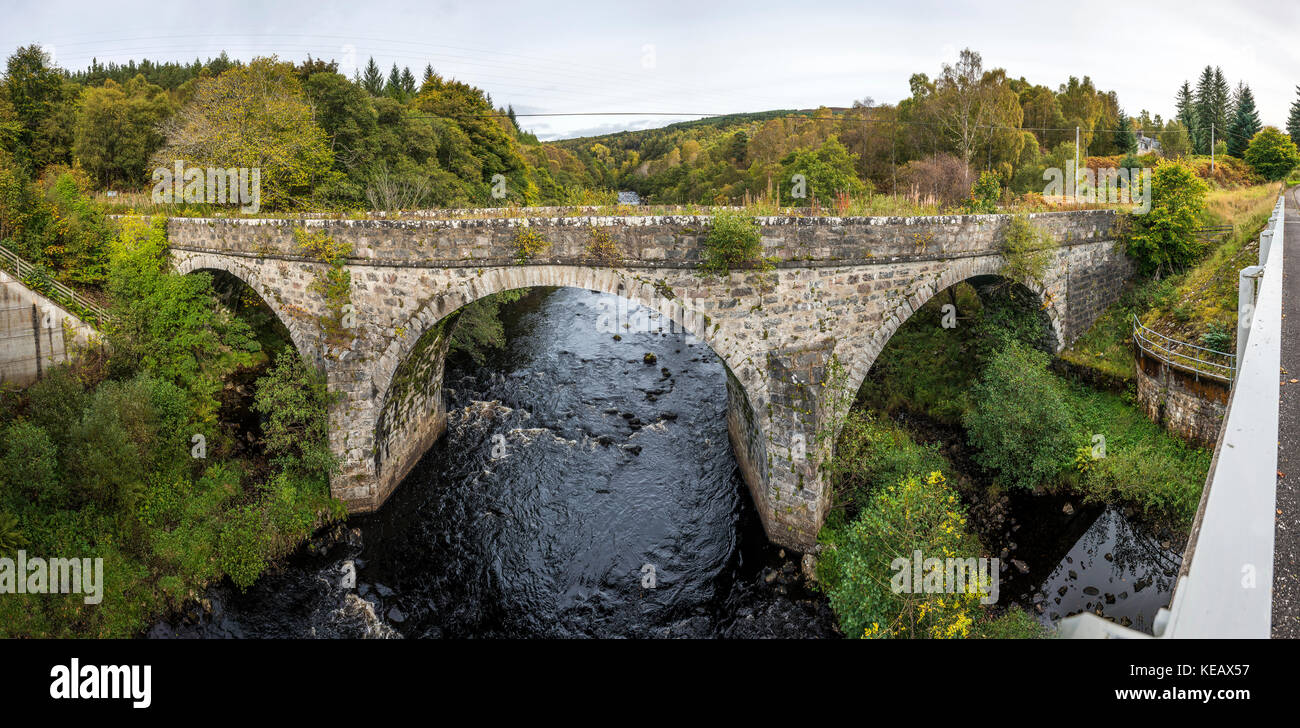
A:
[366,264,770,504]
[839,254,1065,414]
[172,252,320,363]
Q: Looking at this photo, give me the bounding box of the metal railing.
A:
[1131,314,1235,383]
[0,241,112,328]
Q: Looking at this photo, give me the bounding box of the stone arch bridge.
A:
[166,210,1130,550]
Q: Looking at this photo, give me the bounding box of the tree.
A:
[3,45,69,174]
[1243,126,1300,181]
[361,57,384,96]
[73,75,174,189]
[1175,80,1197,151]
[1227,83,1261,158]
[1114,111,1137,155]
[1287,86,1300,147]
[914,49,1022,183]
[155,57,337,210]
[778,136,870,204]
[1160,120,1192,159]
[1124,160,1209,277]
[963,342,1076,490]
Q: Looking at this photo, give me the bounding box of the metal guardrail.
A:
[0,241,111,327]
[1130,314,1235,383]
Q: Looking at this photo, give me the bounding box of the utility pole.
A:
[1211,122,1215,172]
[1074,126,1080,200]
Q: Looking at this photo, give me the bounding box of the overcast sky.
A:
[3,0,1297,140]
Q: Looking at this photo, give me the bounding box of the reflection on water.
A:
[1029,508,1181,633]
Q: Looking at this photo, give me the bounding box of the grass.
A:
[1055,377,1211,525]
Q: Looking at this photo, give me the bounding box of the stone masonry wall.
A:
[1135,353,1229,446]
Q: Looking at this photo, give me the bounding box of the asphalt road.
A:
[1274,185,1300,639]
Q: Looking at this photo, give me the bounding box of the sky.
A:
[2,0,1297,140]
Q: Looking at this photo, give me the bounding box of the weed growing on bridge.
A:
[1000,215,1053,285]
[699,210,768,277]
[584,226,622,266]
[294,227,353,347]
[511,227,550,264]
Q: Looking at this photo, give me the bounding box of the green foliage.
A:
[0,420,59,504]
[218,505,272,590]
[107,216,259,420]
[778,136,870,204]
[252,349,337,480]
[73,75,173,189]
[0,159,114,285]
[819,471,985,639]
[1124,161,1209,278]
[1243,127,1300,181]
[584,226,622,265]
[963,342,1075,490]
[1200,322,1232,353]
[0,510,22,553]
[67,373,190,511]
[825,409,946,516]
[448,288,527,364]
[511,226,550,264]
[153,57,338,211]
[961,170,1001,214]
[1000,215,1052,285]
[700,210,764,276]
[971,608,1052,639]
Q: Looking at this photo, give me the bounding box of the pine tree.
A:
[1193,67,1216,154]
[385,63,402,98]
[1287,86,1300,147]
[1227,83,1261,158]
[1212,67,1231,146]
[422,64,436,86]
[361,57,384,95]
[400,67,416,95]
[1114,111,1137,155]
[1176,81,1197,150]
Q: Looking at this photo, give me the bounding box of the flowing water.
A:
[148,287,1181,639]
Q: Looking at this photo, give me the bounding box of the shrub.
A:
[963,342,1076,490]
[961,170,1001,214]
[584,226,622,265]
[1124,161,1209,278]
[0,421,61,506]
[218,505,272,590]
[1000,215,1053,285]
[700,210,764,276]
[1243,127,1300,181]
[511,226,550,264]
[825,410,946,515]
[819,471,986,639]
[252,349,337,480]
